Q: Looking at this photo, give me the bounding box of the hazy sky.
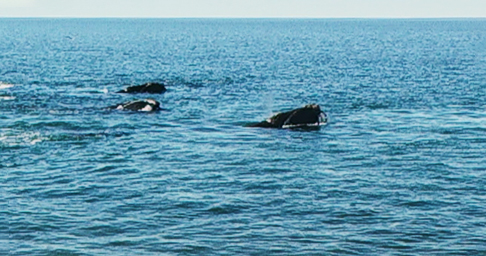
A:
[1,0,486,18]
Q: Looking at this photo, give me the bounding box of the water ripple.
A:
[2,19,486,255]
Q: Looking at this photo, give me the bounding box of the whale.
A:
[117,82,167,94]
[111,99,161,112]
[248,104,327,129]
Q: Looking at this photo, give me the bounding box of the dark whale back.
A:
[111,99,161,112]
[265,111,293,128]
[249,104,326,129]
[118,83,167,94]
[281,105,323,128]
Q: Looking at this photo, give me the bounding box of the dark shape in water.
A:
[111,99,161,112]
[248,104,327,129]
[117,82,167,94]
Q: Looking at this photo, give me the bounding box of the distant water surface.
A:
[1,19,486,255]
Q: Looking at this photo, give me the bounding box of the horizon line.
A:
[1,16,486,19]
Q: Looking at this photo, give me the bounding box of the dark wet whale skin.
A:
[117,83,167,94]
[249,104,327,129]
[111,99,161,112]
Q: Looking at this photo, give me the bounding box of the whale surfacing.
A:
[112,99,161,112]
[248,104,327,129]
[118,82,167,94]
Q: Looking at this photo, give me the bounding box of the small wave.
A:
[0,82,14,90]
[281,122,327,130]
[0,130,45,147]
[169,76,235,88]
[0,96,15,100]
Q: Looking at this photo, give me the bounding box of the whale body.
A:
[117,82,167,94]
[112,99,161,112]
[248,104,327,129]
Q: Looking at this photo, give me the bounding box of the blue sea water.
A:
[1,18,486,255]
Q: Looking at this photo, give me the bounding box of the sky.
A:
[0,0,486,18]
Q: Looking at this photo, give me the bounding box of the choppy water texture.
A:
[2,19,486,255]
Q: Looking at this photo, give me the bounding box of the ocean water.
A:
[1,18,486,255]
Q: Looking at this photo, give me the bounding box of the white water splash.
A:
[0,82,14,90]
[0,130,45,147]
[0,96,15,100]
